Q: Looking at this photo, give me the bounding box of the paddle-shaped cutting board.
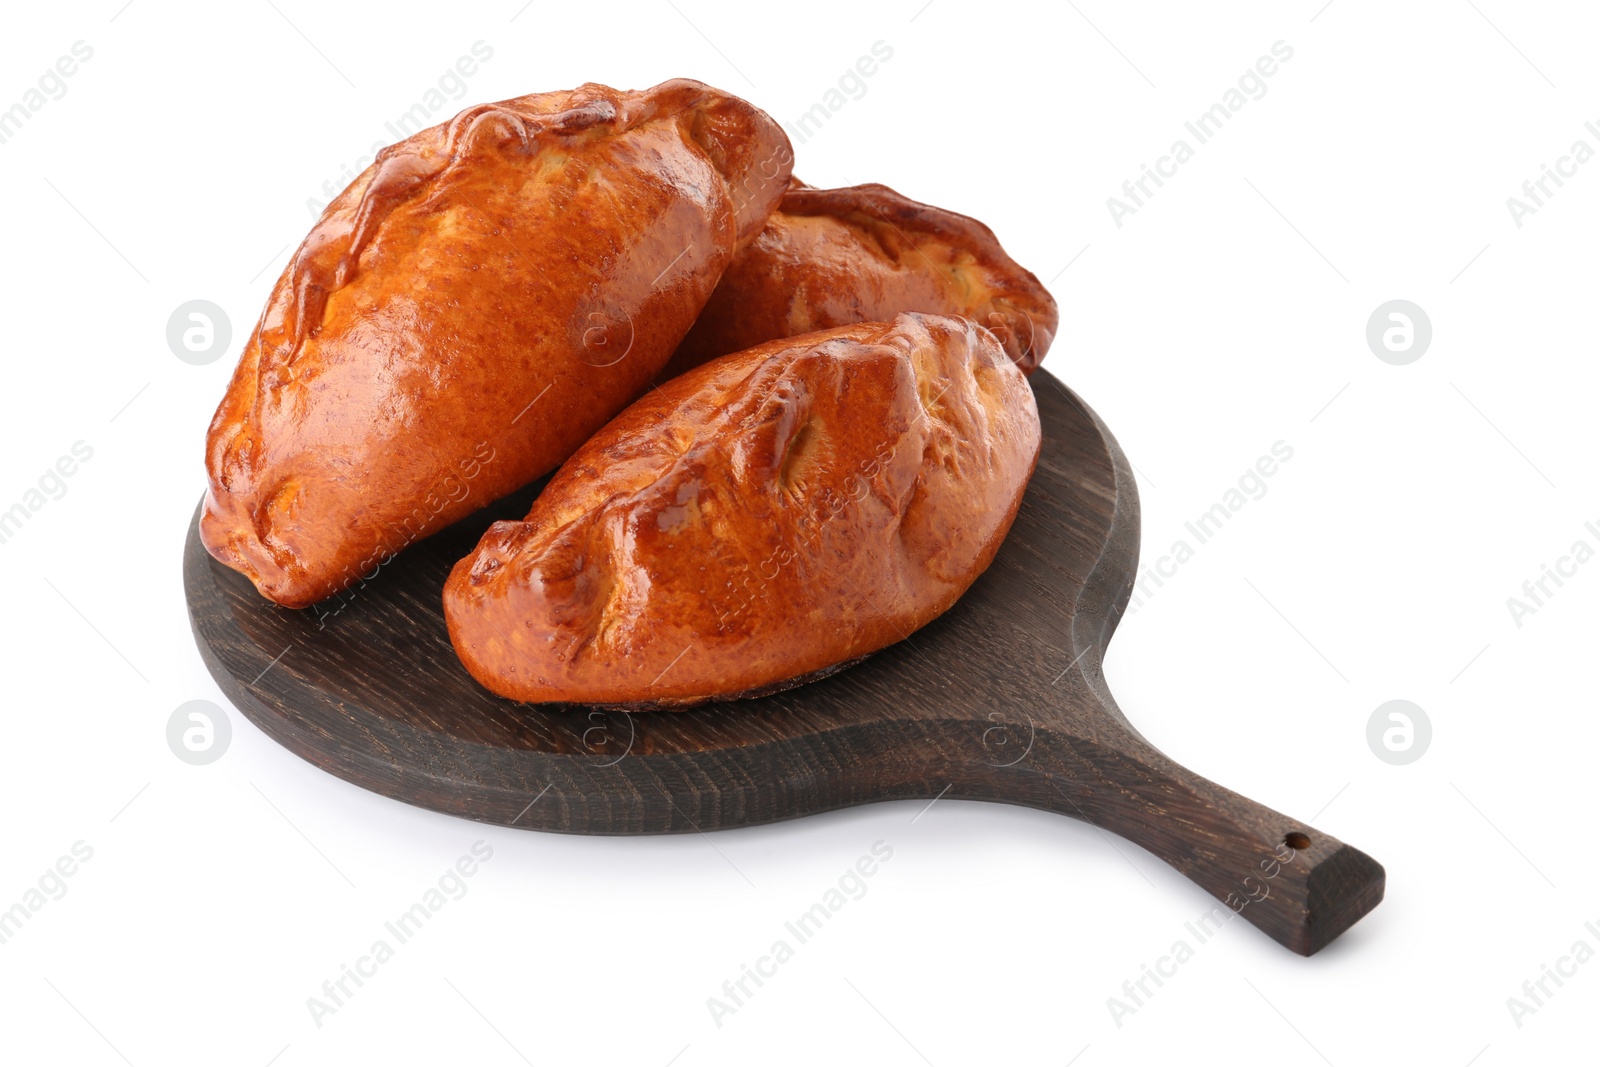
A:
[185,371,1383,955]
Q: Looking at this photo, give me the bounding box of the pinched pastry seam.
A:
[469,317,1015,660]
[778,181,1057,369]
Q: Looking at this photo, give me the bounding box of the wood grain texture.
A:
[186,371,1383,955]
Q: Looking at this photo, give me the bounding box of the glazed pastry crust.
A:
[664,181,1057,378]
[201,80,792,608]
[445,312,1042,707]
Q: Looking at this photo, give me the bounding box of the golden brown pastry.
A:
[662,180,1057,379]
[445,312,1041,707]
[201,80,793,609]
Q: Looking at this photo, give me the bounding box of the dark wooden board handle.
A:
[1021,720,1383,956]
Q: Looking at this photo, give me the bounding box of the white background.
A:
[1,1,1596,1064]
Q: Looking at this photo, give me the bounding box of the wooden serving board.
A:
[185,371,1383,955]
